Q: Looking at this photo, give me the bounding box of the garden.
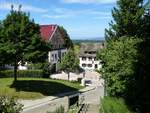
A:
[0,77,83,99]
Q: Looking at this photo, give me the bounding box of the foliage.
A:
[73,44,80,56]
[27,63,44,70]
[132,9,150,112]
[98,37,142,97]
[100,97,133,113]
[27,62,52,78]
[0,6,51,81]
[0,96,23,113]
[99,0,150,112]
[47,106,64,113]
[105,0,144,40]
[59,49,79,80]
[68,103,78,113]
[0,70,43,78]
[42,63,52,78]
[0,78,83,99]
[59,26,73,49]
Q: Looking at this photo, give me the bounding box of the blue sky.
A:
[0,0,117,39]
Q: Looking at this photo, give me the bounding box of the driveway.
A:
[51,70,104,86]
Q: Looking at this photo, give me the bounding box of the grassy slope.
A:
[0,78,83,99]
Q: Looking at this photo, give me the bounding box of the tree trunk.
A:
[68,72,70,81]
[14,60,18,82]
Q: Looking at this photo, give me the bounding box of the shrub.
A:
[47,106,65,113]
[100,97,133,113]
[42,63,53,78]
[0,70,43,78]
[27,63,44,70]
[0,96,23,113]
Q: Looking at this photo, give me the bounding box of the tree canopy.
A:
[59,26,73,49]
[59,49,79,80]
[98,0,150,112]
[105,0,144,40]
[0,6,51,81]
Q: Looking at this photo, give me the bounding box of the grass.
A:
[0,78,83,99]
[68,104,79,113]
[100,97,133,113]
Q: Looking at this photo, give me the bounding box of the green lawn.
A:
[0,78,83,99]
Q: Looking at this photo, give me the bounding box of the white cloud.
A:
[61,0,116,4]
[42,14,74,19]
[0,2,48,13]
[43,7,111,19]
[94,16,112,19]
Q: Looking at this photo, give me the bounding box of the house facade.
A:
[4,25,67,70]
[79,43,104,70]
[40,25,67,71]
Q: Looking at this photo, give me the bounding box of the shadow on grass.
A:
[10,80,79,96]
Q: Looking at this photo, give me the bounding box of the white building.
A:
[79,43,104,70]
[40,25,67,71]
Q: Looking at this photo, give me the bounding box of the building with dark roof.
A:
[79,43,104,70]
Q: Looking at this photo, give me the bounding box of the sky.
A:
[0,0,117,39]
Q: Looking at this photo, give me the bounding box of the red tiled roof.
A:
[40,25,57,41]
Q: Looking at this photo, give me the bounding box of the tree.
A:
[98,0,150,112]
[133,9,150,112]
[59,49,79,80]
[98,37,141,97]
[105,0,144,40]
[0,6,51,81]
[59,26,73,49]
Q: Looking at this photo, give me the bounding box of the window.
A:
[88,57,92,61]
[85,51,88,54]
[88,64,92,67]
[51,54,54,61]
[95,64,98,69]
[94,57,97,61]
[82,57,86,61]
[82,64,86,67]
[55,54,57,60]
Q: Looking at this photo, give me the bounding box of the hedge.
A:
[0,70,43,78]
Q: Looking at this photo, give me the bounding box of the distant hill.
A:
[72,38,105,44]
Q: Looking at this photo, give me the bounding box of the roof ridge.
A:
[40,24,57,26]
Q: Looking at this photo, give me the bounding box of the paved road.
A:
[22,86,104,113]
[79,86,104,113]
[23,97,69,113]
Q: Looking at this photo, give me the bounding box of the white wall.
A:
[48,50,59,64]
[79,57,102,70]
[48,49,67,64]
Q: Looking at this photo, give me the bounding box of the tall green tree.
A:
[98,0,150,112]
[0,6,51,81]
[59,49,79,80]
[98,37,141,96]
[105,0,144,40]
[134,9,150,112]
[59,26,73,49]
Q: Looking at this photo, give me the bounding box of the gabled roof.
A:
[40,25,57,41]
[79,43,105,57]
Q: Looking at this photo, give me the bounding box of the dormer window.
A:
[88,57,92,61]
[82,57,86,61]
